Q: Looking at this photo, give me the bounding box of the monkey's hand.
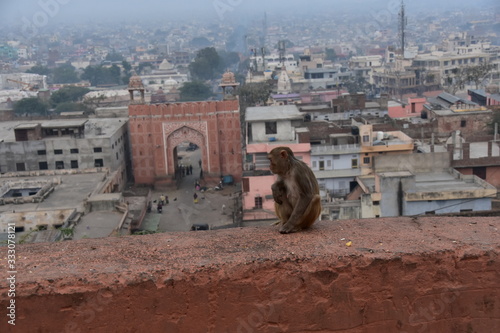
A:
[271,182,284,205]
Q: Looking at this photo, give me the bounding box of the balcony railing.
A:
[311,144,361,154]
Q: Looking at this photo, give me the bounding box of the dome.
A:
[221,71,236,85]
[128,75,144,89]
[164,78,178,86]
[159,59,174,70]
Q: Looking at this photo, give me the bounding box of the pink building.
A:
[388,97,426,118]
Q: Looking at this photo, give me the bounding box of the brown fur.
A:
[268,147,321,233]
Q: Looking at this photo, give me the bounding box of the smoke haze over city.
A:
[1,0,498,27]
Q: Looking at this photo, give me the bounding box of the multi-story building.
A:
[242,105,312,222]
[343,153,497,219]
[0,118,130,179]
[425,92,492,135]
[310,121,414,201]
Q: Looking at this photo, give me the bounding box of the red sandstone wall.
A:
[1,217,499,332]
[128,100,243,185]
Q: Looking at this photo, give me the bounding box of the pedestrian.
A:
[160,194,165,205]
[193,192,198,204]
[157,202,163,213]
[222,204,226,215]
[165,195,169,204]
[198,159,202,167]
[189,164,193,175]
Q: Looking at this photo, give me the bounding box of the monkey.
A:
[268,146,321,234]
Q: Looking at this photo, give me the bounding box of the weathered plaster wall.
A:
[0,217,499,333]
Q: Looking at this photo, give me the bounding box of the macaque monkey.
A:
[268,147,321,233]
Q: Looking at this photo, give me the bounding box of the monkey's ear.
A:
[279,150,288,159]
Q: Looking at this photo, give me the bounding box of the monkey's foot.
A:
[279,223,301,234]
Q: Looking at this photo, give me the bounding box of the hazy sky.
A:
[0,0,498,27]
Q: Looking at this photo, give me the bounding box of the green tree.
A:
[219,50,240,70]
[13,97,48,116]
[54,102,89,113]
[52,64,79,84]
[189,47,222,80]
[50,86,90,106]
[105,50,124,62]
[189,37,212,48]
[81,65,121,86]
[26,64,50,76]
[238,82,272,109]
[325,48,337,62]
[179,81,213,101]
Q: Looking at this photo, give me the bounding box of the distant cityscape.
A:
[0,0,499,244]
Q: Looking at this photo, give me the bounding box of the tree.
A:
[179,81,213,101]
[345,74,370,95]
[489,110,500,135]
[50,86,90,106]
[26,64,50,76]
[466,62,494,89]
[189,47,222,81]
[325,48,337,62]
[54,102,89,114]
[13,97,48,116]
[219,50,240,70]
[238,82,272,109]
[52,64,79,84]
[105,50,124,62]
[189,37,212,48]
[81,65,121,86]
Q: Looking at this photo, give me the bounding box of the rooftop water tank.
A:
[377,131,384,141]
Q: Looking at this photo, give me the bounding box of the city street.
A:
[143,143,241,232]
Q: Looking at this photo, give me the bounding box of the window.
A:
[94,147,102,153]
[16,163,26,171]
[37,150,46,155]
[39,162,48,170]
[70,160,78,169]
[94,159,104,167]
[254,196,263,209]
[265,122,277,135]
[312,161,317,168]
[319,161,325,170]
[351,159,358,168]
[116,152,119,160]
[327,160,332,168]
[460,120,466,127]
[363,135,370,143]
[54,149,63,155]
[363,157,370,164]
[55,161,64,169]
[70,148,79,154]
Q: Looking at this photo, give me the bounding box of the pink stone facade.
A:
[128,100,243,186]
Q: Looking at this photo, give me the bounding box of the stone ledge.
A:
[1,216,499,332]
